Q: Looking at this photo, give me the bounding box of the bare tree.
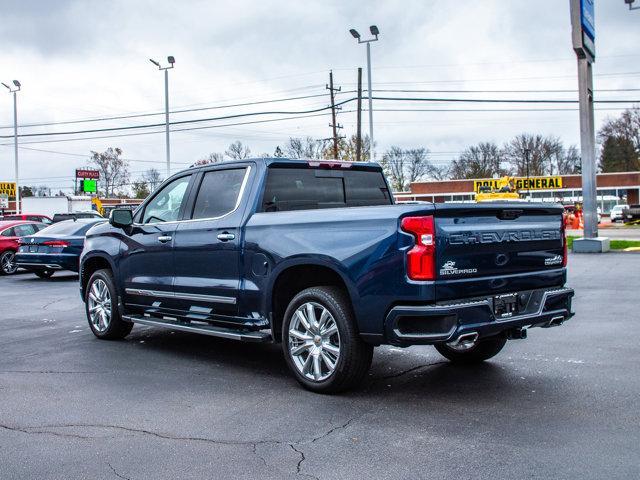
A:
[380,146,435,191]
[91,147,129,197]
[449,142,504,179]
[225,141,251,160]
[329,135,372,162]
[192,152,225,167]
[142,168,163,192]
[284,136,327,159]
[556,145,581,175]
[504,134,563,176]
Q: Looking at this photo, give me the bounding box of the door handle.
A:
[217,232,235,242]
[158,235,172,243]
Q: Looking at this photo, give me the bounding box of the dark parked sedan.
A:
[15,219,105,278]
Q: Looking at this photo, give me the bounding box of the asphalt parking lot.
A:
[1,254,639,480]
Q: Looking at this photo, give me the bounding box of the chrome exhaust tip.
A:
[544,315,565,328]
[447,332,479,350]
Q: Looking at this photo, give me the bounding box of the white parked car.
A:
[610,205,628,223]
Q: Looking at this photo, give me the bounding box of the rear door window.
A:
[191,168,247,220]
[13,224,36,236]
[1,227,15,237]
[261,167,392,212]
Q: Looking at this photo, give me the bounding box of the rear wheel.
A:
[34,269,55,279]
[435,335,507,364]
[85,269,132,340]
[0,250,17,275]
[282,286,373,393]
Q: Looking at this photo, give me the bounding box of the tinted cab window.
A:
[261,167,392,212]
[191,168,247,219]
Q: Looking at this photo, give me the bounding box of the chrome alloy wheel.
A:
[1,251,17,274]
[288,302,341,382]
[88,279,112,333]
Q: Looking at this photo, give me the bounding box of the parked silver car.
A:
[610,204,628,223]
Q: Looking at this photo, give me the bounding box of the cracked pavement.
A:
[1,254,639,479]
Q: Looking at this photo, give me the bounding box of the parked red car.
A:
[1,214,53,225]
[0,221,47,275]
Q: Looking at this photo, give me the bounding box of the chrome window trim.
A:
[125,288,237,305]
[132,166,251,227]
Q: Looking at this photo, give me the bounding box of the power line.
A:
[0,91,343,130]
[0,110,350,146]
[0,99,355,139]
[4,95,639,141]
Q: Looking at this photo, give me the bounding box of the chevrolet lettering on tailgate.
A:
[448,229,561,245]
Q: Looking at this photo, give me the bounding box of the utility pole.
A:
[356,67,363,162]
[570,0,608,252]
[349,25,379,161]
[2,80,21,214]
[326,71,343,159]
[149,56,175,178]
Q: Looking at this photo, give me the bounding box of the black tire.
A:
[34,269,55,279]
[85,269,132,340]
[435,335,507,364]
[282,286,373,394]
[0,250,17,275]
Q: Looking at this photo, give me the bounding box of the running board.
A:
[122,315,272,343]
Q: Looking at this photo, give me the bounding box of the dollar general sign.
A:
[0,182,16,197]
[473,176,563,193]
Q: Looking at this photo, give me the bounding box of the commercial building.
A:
[397,172,640,214]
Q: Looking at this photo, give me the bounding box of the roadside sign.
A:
[581,0,595,40]
[81,179,97,193]
[0,194,8,209]
[0,182,16,198]
[571,0,595,61]
[474,176,563,193]
[76,169,100,180]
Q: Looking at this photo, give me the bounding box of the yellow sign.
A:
[474,176,562,193]
[0,182,16,198]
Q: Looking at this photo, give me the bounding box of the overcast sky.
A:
[0,0,638,192]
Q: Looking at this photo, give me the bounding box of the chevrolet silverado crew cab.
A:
[80,158,574,393]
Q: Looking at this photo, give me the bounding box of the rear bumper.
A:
[384,287,574,346]
[15,253,79,272]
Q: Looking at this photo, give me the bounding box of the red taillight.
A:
[43,240,70,248]
[561,220,568,267]
[401,215,436,280]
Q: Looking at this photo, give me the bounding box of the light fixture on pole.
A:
[624,0,639,10]
[349,25,379,161]
[2,80,21,214]
[149,56,175,177]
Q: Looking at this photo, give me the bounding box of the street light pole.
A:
[2,80,21,214]
[349,26,379,161]
[150,56,175,178]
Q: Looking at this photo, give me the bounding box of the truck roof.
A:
[188,157,383,173]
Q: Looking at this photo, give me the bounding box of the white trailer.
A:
[21,196,93,218]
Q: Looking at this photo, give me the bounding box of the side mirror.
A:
[109,208,134,229]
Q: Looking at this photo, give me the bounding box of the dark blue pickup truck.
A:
[80,158,574,392]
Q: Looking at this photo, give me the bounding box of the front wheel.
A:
[282,286,373,393]
[435,335,507,364]
[0,250,18,275]
[85,269,132,340]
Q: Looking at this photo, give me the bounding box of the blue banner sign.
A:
[581,0,595,40]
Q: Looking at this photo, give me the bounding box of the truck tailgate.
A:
[434,203,565,301]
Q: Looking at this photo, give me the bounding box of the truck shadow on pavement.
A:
[120,327,544,403]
